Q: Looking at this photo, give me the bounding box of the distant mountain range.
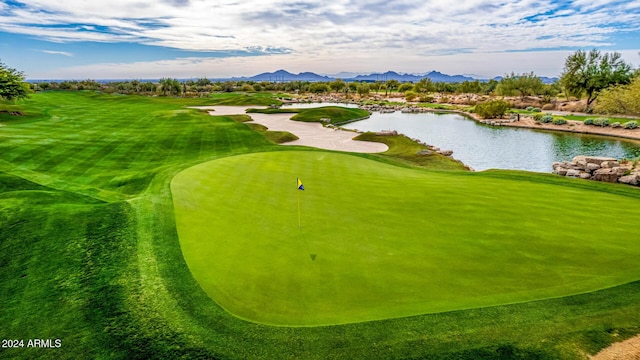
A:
[237,69,558,84]
[27,70,558,84]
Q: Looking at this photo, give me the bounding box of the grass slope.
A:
[2,91,640,359]
[172,151,640,326]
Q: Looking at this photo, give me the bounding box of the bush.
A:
[525,106,534,111]
[592,118,610,127]
[553,118,567,125]
[419,95,434,103]
[624,121,638,129]
[540,115,554,123]
[610,122,621,128]
[532,107,541,112]
[533,113,543,122]
[584,118,594,125]
[404,91,418,102]
[474,99,511,119]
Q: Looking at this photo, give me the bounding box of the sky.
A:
[1,0,639,80]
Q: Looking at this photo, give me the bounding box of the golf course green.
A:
[173,151,640,326]
[3,91,640,358]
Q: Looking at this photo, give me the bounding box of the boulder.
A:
[416,150,433,155]
[593,168,619,183]
[618,174,640,185]
[572,155,587,163]
[566,169,581,177]
[555,167,568,176]
[600,160,620,169]
[439,150,453,156]
[584,156,617,165]
[586,163,601,171]
[579,172,592,179]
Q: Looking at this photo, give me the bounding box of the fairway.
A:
[172,151,640,326]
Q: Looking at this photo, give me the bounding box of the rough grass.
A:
[354,132,468,170]
[2,91,640,359]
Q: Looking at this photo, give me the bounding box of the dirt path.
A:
[591,334,640,360]
[191,106,388,153]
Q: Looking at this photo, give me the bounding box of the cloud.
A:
[2,1,639,52]
[4,0,640,78]
[41,49,74,56]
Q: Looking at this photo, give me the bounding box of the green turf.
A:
[3,91,640,359]
[247,106,370,125]
[172,151,640,326]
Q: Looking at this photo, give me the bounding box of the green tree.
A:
[329,79,346,93]
[481,79,499,95]
[596,77,640,116]
[356,83,370,97]
[159,77,182,95]
[309,83,330,93]
[414,78,436,93]
[496,72,543,99]
[457,80,483,94]
[384,79,399,96]
[398,83,413,92]
[560,49,633,110]
[0,61,30,101]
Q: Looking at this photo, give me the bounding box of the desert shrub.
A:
[525,106,534,111]
[592,118,610,127]
[531,107,541,112]
[541,103,555,110]
[539,115,554,123]
[419,95,434,103]
[624,121,638,129]
[474,99,511,119]
[584,118,594,125]
[553,118,567,125]
[533,113,543,122]
[610,122,621,128]
[404,91,418,101]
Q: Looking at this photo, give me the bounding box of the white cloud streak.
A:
[2,0,639,78]
[41,49,74,56]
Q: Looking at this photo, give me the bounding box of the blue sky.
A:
[1,0,639,79]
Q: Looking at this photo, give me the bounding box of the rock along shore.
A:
[552,156,640,186]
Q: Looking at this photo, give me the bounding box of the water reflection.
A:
[343,112,640,172]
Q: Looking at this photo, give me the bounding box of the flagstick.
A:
[297,189,301,230]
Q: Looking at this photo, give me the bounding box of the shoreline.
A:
[463,111,640,143]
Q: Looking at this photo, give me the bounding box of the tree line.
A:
[2,49,639,115]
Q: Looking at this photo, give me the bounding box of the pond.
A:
[342,111,640,172]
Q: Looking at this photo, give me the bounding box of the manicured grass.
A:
[248,106,370,125]
[172,151,640,326]
[208,91,283,106]
[2,91,640,359]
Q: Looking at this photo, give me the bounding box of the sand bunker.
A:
[192,106,388,153]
